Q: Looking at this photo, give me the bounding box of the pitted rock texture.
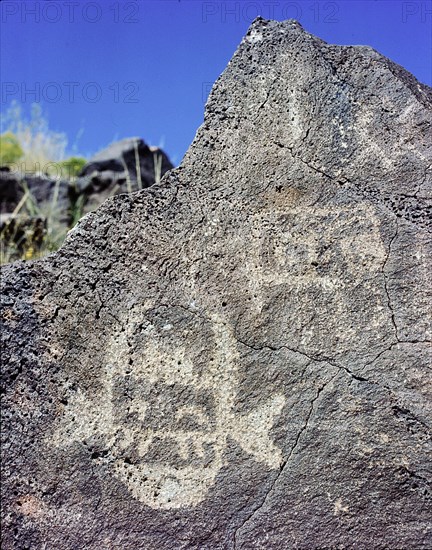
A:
[1,18,431,550]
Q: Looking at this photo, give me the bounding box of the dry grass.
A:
[0,179,78,265]
[0,103,87,264]
[1,104,165,265]
[2,102,68,175]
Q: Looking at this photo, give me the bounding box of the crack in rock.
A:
[233,372,338,549]
[382,222,400,342]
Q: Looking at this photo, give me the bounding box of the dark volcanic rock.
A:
[0,170,70,219]
[1,19,431,549]
[0,168,21,215]
[75,137,173,213]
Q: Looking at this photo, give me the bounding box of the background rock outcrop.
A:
[0,139,173,261]
[1,18,431,549]
[0,168,70,219]
[74,137,173,213]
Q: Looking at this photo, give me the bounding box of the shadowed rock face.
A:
[1,18,431,549]
[75,137,173,213]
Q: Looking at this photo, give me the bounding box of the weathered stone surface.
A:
[1,18,431,549]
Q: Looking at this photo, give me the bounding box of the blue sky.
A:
[1,0,431,165]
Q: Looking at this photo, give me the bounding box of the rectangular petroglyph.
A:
[245,204,386,289]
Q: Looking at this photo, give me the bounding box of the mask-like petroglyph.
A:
[51,311,285,509]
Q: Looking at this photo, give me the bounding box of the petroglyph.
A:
[51,311,286,509]
[245,203,386,289]
[230,202,392,352]
[242,202,388,316]
[4,18,431,548]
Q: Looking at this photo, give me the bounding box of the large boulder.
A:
[74,137,173,213]
[1,18,431,549]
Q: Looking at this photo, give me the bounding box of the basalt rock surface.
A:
[1,18,431,550]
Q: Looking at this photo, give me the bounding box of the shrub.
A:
[58,156,87,179]
[1,102,67,173]
[0,132,24,165]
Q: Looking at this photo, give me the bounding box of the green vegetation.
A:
[1,102,68,173]
[0,103,167,265]
[58,156,87,178]
[0,132,24,165]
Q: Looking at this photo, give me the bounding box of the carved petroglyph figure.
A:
[245,204,387,289]
[242,204,388,327]
[51,312,286,509]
